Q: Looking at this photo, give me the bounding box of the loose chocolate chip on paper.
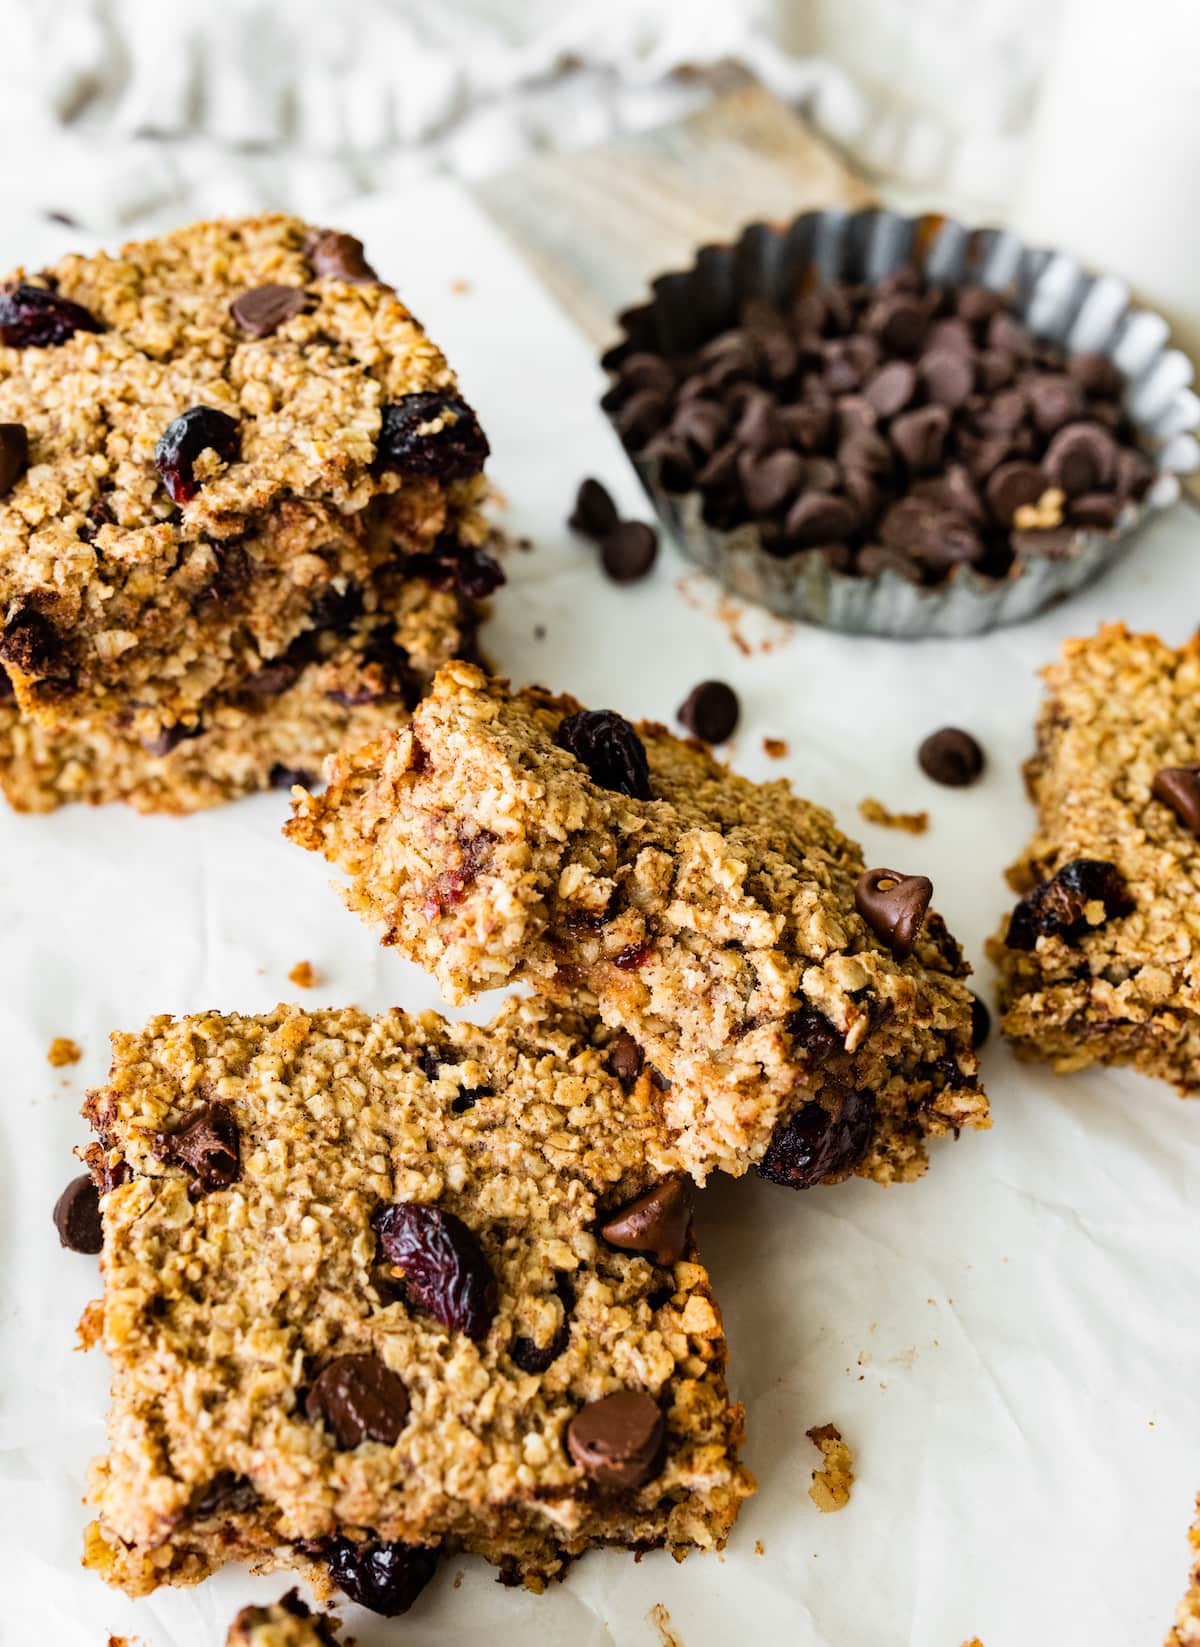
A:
[677,679,739,744]
[155,405,241,504]
[600,1175,694,1265]
[306,1354,410,1449]
[53,1173,102,1254]
[230,283,308,336]
[1152,766,1200,835]
[599,520,658,584]
[307,229,379,283]
[984,460,1045,526]
[0,422,29,494]
[918,727,985,787]
[0,282,103,347]
[854,868,933,957]
[152,1101,241,1197]
[566,1390,665,1489]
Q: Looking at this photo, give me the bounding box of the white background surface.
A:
[1,182,1198,1647]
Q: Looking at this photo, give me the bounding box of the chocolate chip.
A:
[566,1391,665,1489]
[856,544,921,582]
[556,708,651,800]
[785,491,855,547]
[325,1537,437,1616]
[1069,492,1123,530]
[151,1101,241,1198]
[307,229,379,283]
[891,404,950,472]
[1025,373,1083,435]
[142,722,198,757]
[677,679,739,744]
[306,1354,410,1448]
[970,994,991,1050]
[854,868,933,957]
[509,1273,574,1373]
[787,1004,842,1061]
[1067,352,1122,397]
[975,348,1016,391]
[985,461,1045,526]
[879,498,981,571]
[270,764,315,791]
[376,393,489,481]
[0,423,29,494]
[865,360,917,418]
[736,391,789,453]
[957,286,1006,327]
[986,310,1033,358]
[1005,858,1133,950]
[154,405,240,504]
[1044,422,1117,496]
[918,727,985,787]
[1152,766,1200,834]
[230,283,308,336]
[599,521,658,584]
[756,1085,877,1189]
[919,349,974,409]
[53,1174,102,1254]
[600,1175,693,1265]
[739,448,804,515]
[374,1202,497,1340]
[607,1031,644,1085]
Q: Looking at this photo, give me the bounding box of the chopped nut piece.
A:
[1013,486,1066,530]
[806,1422,854,1512]
[288,960,317,989]
[47,1036,82,1067]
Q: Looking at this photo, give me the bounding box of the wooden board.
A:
[472,83,874,349]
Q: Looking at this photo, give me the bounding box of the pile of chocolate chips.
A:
[602,271,1157,585]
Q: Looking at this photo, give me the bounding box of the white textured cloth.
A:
[0,0,1057,235]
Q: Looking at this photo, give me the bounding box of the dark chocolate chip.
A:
[1067,352,1122,397]
[599,521,658,584]
[1010,526,1077,558]
[736,391,789,453]
[154,405,240,504]
[918,727,985,787]
[142,721,199,757]
[671,399,726,455]
[0,422,29,494]
[374,1201,497,1340]
[607,1031,645,1085]
[928,316,974,354]
[151,1101,241,1198]
[1025,373,1083,435]
[325,1536,438,1616]
[956,286,1006,327]
[854,868,933,957]
[677,679,739,744]
[890,404,950,472]
[975,348,1016,391]
[270,764,315,791]
[787,1004,842,1061]
[1005,858,1133,950]
[739,447,804,515]
[556,708,651,800]
[879,498,981,570]
[864,360,916,418]
[919,349,975,409]
[566,1391,665,1489]
[986,310,1033,358]
[1044,422,1117,496]
[0,282,103,347]
[306,1354,410,1448]
[785,491,855,547]
[865,293,926,355]
[376,393,489,481]
[307,230,379,283]
[970,994,991,1050]
[616,352,676,396]
[615,388,669,447]
[509,1274,573,1373]
[53,1173,102,1254]
[1152,766,1200,835]
[600,1175,694,1265]
[230,283,308,337]
[985,461,1046,525]
[756,1084,877,1189]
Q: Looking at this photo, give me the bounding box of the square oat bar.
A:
[992,625,1200,1087]
[0,214,490,745]
[286,662,988,1187]
[80,999,751,1611]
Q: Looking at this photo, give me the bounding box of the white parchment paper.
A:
[1,182,1197,1647]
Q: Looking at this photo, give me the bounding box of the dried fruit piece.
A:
[374,1201,497,1340]
[0,282,102,347]
[555,708,651,800]
[154,405,241,504]
[151,1101,241,1198]
[1005,857,1133,951]
[306,1354,410,1449]
[376,393,489,481]
[606,1031,644,1084]
[0,422,29,494]
[325,1536,438,1616]
[566,1391,665,1489]
[756,1086,877,1190]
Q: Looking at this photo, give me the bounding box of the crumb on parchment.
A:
[860,796,929,835]
[807,1423,854,1512]
[288,960,317,989]
[48,1036,82,1067]
[762,737,789,759]
[647,1602,684,1646]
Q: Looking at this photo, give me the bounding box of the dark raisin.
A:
[325,1535,438,1616]
[151,1101,240,1198]
[309,581,364,634]
[756,1085,877,1190]
[154,405,241,504]
[786,1005,842,1061]
[374,1202,497,1340]
[326,627,420,709]
[416,1046,444,1081]
[269,764,315,791]
[0,282,102,347]
[376,393,489,481]
[406,538,505,598]
[555,708,651,800]
[0,607,68,683]
[451,1085,492,1114]
[1005,858,1133,951]
[509,1274,573,1374]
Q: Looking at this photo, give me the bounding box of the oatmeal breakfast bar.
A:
[287,662,988,1187]
[991,625,1200,1087]
[0,213,491,746]
[1168,1498,1200,1646]
[0,572,479,813]
[80,999,751,1610]
[227,1592,341,1647]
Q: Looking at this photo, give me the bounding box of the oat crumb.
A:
[754,1538,765,1555]
[762,737,789,759]
[807,1422,854,1512]
[860,796,929,835]
[47,1036,82,1067]
[960,1638,986,1646]
[450,277,471,294]
[288,960,318,989]
[647,1602,684,1646]
[453,1569,464,1589]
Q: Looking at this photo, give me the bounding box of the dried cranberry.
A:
[787,1005,841,1061]
[614,943,651,970]
[416,1046,444,1081]
[555,709,651,800]
[510,1274,573,1373]
[756,1085,877,1190]
[154,405,241,503]
[0,282,102,347]
[325,1536,438,1616]
[376,393,489,481]
[374,1202,497,1340]
[407,538,505,599]
[1005,858,1133,951]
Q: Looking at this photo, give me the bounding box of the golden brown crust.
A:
[1167,1497,1200,1645]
